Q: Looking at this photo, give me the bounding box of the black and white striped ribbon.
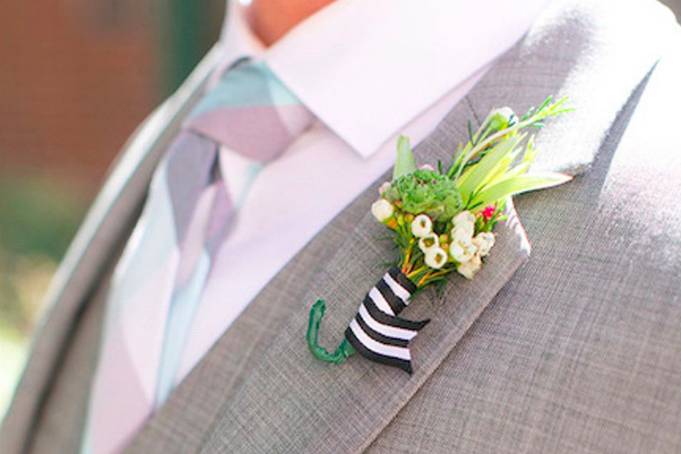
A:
[344,267,429,374]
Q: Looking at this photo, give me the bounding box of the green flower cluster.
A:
[384,169,462,222]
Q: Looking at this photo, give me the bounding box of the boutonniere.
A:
[307,96,572,374]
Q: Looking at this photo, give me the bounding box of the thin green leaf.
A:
[470,172,572,208]
[522,135,537,164]
[393,135,417,180]
[480,146,526,188]
[498,161,531,181]
[457,133,525,201]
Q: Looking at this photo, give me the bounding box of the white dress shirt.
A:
[173,0,549,384]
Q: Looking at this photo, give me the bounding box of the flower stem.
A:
[407,266,428,280]
[306,299,356,365]
[418,268,450,287]
[401,241,414,273]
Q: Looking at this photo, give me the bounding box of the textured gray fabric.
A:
[3,1,681,453]
[367,66,681,454]
[195,2,677,452]
[197,203,530,454]
[127,176,372,452]
[27,272,110,454]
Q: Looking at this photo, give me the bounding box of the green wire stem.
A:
[306,299,356,364]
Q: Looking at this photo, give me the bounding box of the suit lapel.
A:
[186,2,663,453]
[192,116,531,454]
[127,177,372,452]
[203,209,529,454]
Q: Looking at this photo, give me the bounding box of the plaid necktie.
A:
[83,60,314,454]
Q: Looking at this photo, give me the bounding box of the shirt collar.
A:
[219,0,549,158]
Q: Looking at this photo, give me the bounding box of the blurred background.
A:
[0,0,680,419]
[0,0,224,416]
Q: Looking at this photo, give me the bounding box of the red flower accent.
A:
[482,205,496,221]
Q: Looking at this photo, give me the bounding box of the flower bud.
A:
[452,225,474,243]
[452,210,475,242]
[457,254,482,279]
[371,199,394,223]
[378,182,391,195]
[425,247,448,269]
[481,205,496,221]
[487,107,515,132]
[453,210,476,227]
[473,232,495,257]
[418,233,439,253]
[411,214,433,238]
[449,239,476,264]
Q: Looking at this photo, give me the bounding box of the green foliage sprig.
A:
[371,96,572,287]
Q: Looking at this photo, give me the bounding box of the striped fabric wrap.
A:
[345,267,429,374]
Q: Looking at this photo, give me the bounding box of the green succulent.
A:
[385,169,462,221]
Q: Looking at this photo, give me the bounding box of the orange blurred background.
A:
[0,0,224,416]
[1,1,225,188]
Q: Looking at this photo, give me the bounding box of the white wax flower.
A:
[378,182,391,195]
[411,214,433,238]
[449,239,477,263]
[452,225,474,243]
[473,232,495,257]
[457,254,482,280]
[371,199,394,222]
[453,210,476,227]
[425,247,448,269]
[418,233,439,253]
[453,212,475,239]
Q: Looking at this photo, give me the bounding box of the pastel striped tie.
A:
[83,60,314,454]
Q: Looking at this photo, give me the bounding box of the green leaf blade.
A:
[393,135,418,181]
[456,133,525,201]
[470,171,572,208]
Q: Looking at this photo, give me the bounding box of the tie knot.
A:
[184,59,314,163]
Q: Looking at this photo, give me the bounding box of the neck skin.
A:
[247,0,335,46]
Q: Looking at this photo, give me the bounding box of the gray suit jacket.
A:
[3,1,681,452]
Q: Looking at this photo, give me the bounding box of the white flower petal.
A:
[457,254,482,280]
[453,211,475,228]
[452,225,474,243]
[449,239,476,263]
[418,233,439,253]
[425,247,447,269]
[473,232,495,256]
[371,199,394,222]
[411,214,433,238]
